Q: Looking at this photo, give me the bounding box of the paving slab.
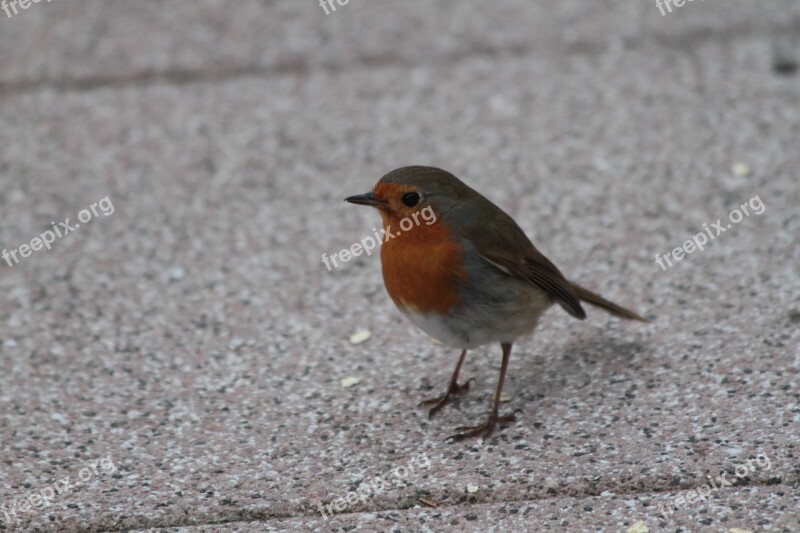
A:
[1,1,799,532]
[136,486,799,532]
[1,1,800,90]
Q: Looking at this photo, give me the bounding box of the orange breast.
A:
[380,217,467,315]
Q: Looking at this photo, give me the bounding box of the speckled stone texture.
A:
[0,1,798,532]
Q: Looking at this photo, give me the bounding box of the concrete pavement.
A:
[0,1,798,531]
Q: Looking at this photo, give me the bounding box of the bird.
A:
[345,166,647,441]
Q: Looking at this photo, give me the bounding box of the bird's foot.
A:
[448,410,519,441]
[418,378,474,419]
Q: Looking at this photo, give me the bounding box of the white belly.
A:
[398,288,551,349]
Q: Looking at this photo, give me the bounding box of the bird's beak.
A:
[344,192,386,207]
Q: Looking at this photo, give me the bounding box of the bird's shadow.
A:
[514,330,654,405]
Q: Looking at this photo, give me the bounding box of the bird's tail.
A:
[570,282,648,322]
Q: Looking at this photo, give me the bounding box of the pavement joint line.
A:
[1,17,799,97]
[51,478,792,532]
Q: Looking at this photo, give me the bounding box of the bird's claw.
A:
[448,409,520,441]
[418,378,474,418]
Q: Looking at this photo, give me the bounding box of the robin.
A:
[345,166,647,441]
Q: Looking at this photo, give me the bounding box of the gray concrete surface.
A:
[1,1,798,531]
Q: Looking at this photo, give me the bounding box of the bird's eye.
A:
[401,192,421,207]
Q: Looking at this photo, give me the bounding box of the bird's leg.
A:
[418,349,472,418]
[450,342,516,441]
